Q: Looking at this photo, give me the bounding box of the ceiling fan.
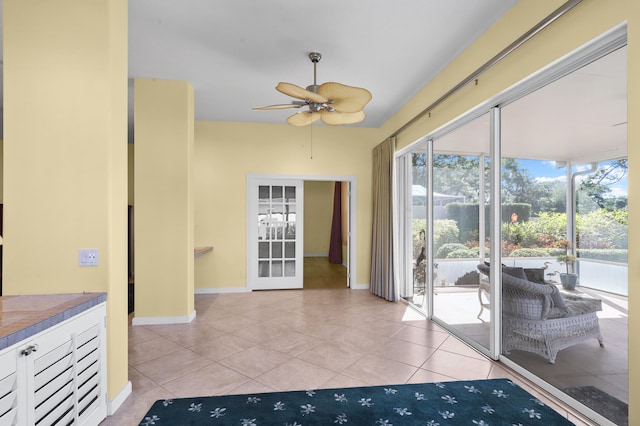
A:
[253,52,372,126]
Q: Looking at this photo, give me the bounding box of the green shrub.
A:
[447,248,476,259]
[435,243,467,259]
[434,219,460,251]
[445,203,531,243]
[577,249,628,263]
[577,210,628,249]
[508,248,550,257]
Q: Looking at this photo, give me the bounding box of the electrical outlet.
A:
[79,249,99,266]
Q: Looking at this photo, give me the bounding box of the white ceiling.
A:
[127,0,518,132]
[0,0,627,162]
[435,45,627,164]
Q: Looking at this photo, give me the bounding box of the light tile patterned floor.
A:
[101,289,597,425]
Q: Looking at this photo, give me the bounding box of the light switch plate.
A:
[79,249,99,266]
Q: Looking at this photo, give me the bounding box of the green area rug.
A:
[139,378,574,425]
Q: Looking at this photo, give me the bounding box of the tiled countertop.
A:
[0,292,107,350]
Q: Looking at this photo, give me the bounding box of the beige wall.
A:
[380,0,637,420]
[134,79,195,320]
[2,0,129,401]
[304,180,333,256]
[193,121,379,289]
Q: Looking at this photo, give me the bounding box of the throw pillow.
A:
[524,267,546,284]
[501,265,527,280]
[549,284,568,309]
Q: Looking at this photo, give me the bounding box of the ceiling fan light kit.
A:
[254,52,372,126]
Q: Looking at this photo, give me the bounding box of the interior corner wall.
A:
[304,180,333,256]
[134,78,195,321]
[0,140,4,203]
[380,0,637,421]
[341,181,349,264]
[2,0,129,401]
[128,143,135,206]
[193,121,380,290]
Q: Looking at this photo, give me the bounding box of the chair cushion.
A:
[547,294,602,318]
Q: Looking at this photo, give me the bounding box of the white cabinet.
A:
[0,303,107,426]
[0,349,18,425]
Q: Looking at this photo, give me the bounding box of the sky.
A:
[520,159,628,198]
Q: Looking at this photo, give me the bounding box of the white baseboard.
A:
[131,310,196,326]
[195,287,251,294]
[350,283,370,290]
[107,381,132,416]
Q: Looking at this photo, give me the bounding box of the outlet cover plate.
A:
[79,249,99,266]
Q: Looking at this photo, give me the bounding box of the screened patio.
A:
[397,33,627,425]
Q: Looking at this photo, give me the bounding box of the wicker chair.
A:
[477,264,604,364]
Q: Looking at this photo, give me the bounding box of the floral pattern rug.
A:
[139,378,574,425]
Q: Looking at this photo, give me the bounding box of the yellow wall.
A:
[134,79,195,319]
[193,121,379,289]
[304,180,333,255]
[380,0,637,420]
[2,0,129,402]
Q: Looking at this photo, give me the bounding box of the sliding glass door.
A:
[396,32,627,424]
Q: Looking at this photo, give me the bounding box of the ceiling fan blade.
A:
[252,102,304,110]
[277,82,328,103]
[320,110,366,126]
[287,111,322,127]
[318,82,372,113]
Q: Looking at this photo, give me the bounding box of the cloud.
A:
[535,175,567,183]
[606,186,628,198]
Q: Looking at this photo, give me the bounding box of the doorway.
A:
[303,180,349,289]
[247,174,356,291]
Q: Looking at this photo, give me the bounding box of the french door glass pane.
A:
[256,184,297,279]
[284,260,296,277]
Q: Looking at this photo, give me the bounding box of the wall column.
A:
[133,79,195,324]
[2,0,129,409]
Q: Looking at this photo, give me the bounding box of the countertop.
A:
[0,292,107,351]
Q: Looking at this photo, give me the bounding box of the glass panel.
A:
[285,223,296,239]
[258,261,270,277]
[500,46,627,422]
[272,242,283,258]
[284,260,295,276]
[408,150,427,307]
[258,242,269,258]
[271,261,283,277]
[284,242,295,258]
[274,225,283,240]
[258,186,270,200]
[272,186,283,201]
[432,112,490,351]
[285,186,296,202]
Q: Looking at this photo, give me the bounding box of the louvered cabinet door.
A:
[18,303,107,426]
[0,349,18,426]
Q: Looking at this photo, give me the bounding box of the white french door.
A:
[247,178,304,289]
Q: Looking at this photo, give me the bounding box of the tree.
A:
[501,158,559,214]
[432,154,483,203]
[578,159,627,211]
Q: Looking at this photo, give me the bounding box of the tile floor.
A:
[100,288,599,425]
